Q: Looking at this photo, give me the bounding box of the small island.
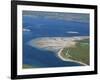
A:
[28,36,89,66]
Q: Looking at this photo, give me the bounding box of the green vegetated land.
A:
[23,64,33,68]
[23,64,43,69]
[61,39,90,65]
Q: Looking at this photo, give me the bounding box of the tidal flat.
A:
[28,36,89,66]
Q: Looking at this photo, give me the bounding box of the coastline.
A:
[57,48,87,66]
[28,36,89,66]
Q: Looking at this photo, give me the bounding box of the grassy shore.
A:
[27,36,89,67]
[23,64,38,69]
[60,39,89,65]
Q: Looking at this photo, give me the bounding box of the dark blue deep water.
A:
[23,15,89,68]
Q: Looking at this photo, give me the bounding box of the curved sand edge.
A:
[28,36,89,66]
[57,48,87,66]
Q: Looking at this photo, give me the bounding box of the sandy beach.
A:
[28,36,89,65]
[57,48,87,66]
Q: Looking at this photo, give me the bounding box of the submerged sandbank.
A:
[28,36,89,65]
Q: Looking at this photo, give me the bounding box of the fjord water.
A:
[23,15,89,68]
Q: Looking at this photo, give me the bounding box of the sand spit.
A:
[28,36,89,52]
[28,36,89,65]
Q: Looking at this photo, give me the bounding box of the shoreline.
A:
[28,36,89,66]
[57,48,87,66]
